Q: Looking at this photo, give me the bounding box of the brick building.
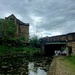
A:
[0,14,29,42]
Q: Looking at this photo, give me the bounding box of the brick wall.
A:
[20,25,29,42]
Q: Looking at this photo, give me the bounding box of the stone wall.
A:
[67,42,75,55]
[20,25,29,41]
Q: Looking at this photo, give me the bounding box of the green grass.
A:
[65,56,75,65]
[0,45,43,56]
[64,56,75,74]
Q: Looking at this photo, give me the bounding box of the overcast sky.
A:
[0,0,75,38]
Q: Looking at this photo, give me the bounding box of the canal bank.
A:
[47,56,75,75]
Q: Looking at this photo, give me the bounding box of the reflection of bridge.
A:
[40,32,75,56]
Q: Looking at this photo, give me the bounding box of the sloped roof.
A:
[7,14,29,26]
[6,14,16,19]
[17,19,29,26]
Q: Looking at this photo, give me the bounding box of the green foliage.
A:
[13,38,25,47]
[0,20,3,36]
[0,19,27,47]
[3,19,17,39]
[0,46,24,58]
[63,56,75,74]
[61,46,66,51]
[29,36,40,48]
[65,56,75,65]
[20,34,26,42]
[0,19,25,46]
[0,46,43,58]
[0,19,17,45]
[2,37,25,47]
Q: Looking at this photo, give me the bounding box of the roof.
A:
[67,32,75,35]
[7,14,29,26]
[6,14,16,19]
[17,19,29,26]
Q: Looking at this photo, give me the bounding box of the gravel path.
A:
[47,56,75,75]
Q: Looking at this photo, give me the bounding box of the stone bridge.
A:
[40,32,75,56]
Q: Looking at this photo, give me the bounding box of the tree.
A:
[0,20,3,37]
[3,19,17,39]
[20,34,26,42]
[0,19,17,45]
[29,36,40,48]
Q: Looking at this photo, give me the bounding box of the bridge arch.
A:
[43,42,67,56]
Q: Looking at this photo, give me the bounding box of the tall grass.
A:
[65,56,75,65]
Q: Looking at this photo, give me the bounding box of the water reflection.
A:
[28,62,47,75]
[0,56,51,75]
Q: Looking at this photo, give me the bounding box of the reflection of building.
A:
[0,14,29,42]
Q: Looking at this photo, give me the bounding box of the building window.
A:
[10,18,14,21]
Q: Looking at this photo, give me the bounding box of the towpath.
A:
[47,56,75,75]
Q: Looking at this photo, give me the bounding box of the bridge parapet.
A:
[40,32,75,45]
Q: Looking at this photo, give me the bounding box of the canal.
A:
[0,56,53,75]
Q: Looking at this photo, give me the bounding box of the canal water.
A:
[0,56,52,75]
[28,62,47,75]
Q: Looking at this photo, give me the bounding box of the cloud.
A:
[0,0,75,37]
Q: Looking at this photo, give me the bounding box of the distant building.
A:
[0,14,29,42]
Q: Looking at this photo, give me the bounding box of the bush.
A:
[29,36,40,48]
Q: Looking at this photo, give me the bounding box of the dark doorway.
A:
[44,44,66,56]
